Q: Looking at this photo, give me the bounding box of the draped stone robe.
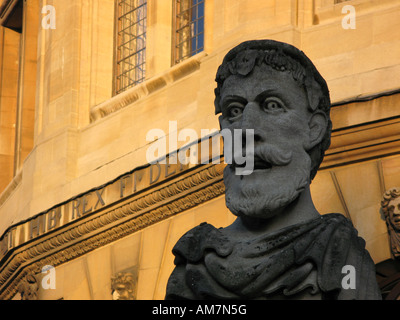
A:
[165,213,381,300]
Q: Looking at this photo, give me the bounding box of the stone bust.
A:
[381,187,400,259]
[165,40,381,300]
[111,272,136,300]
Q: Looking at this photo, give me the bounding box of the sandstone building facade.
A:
[0,0,399,299]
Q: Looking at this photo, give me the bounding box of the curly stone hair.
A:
[214,40,332,181]
[381,187,400,218]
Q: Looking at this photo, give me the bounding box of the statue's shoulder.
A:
[172,222,233,265]
[316,213,381,299]
[313,212,370,257]
[321,212,352,224]
[321,213,365,243]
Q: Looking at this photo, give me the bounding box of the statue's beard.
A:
[224,144,310,219]
[386,220,400,259]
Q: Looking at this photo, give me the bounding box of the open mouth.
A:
[393,217,400,223]
[233,155,272,171]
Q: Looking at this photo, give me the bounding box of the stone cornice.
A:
[322,116,400,169]
[0,161,225,300]
[90,52,207,122]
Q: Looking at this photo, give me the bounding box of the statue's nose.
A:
[241,102,264,143]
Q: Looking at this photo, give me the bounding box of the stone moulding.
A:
[0,0,23,33]
[90,52,207,122]
[0,0,13,20]
[0,162,225,300]
[322,117,400,169]
[0,170,22,207]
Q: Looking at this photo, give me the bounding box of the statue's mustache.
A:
[254,144,292,166]
[232,144,292,168]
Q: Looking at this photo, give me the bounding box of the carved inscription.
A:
[0,156,192,260]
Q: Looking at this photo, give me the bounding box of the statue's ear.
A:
[307,82,321,112]
[307,111,327,150]
[305,73,322,112]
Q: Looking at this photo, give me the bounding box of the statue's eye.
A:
[227,102,244,119]
[262,97,285,113]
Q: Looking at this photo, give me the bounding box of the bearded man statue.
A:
[165,40,382,300]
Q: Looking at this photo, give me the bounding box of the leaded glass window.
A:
[174,0,204,65]
[115,0,147,95]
